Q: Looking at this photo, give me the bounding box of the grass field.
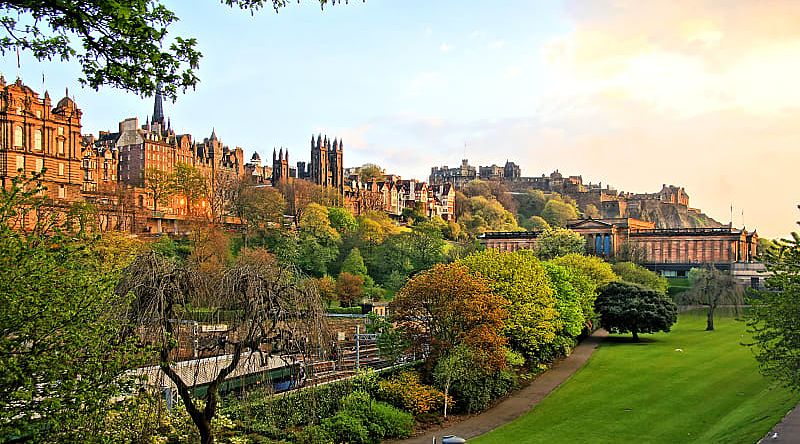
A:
[473,310,799,444]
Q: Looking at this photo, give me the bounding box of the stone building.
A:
[429,159,477,188]
[307,134,343,193]
[0,77,84,206]
[479,217,758,277]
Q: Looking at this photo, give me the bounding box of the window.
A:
[15,155,24,171]
[58,140,64,155]
[14,126,22,147]
[34,130,42,151]
[58,127,64,136]
[58,163,65,176]
[35,110,42,118]
[35,158,44,172]
[58,185,66,199]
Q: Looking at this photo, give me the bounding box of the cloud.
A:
[439,42,453,53]
[488,39,506,50]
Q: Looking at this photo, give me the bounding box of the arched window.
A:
[14,126,23,147]
[34,130,42,151]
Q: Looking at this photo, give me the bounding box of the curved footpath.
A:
[761,404,800,443]
[390,329,609,444]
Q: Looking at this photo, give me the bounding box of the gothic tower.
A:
[272,147,289,185]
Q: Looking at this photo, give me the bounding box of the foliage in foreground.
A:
[747,228,800,391]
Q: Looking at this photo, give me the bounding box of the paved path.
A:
[761,404,800,443]
[390,329,608,444]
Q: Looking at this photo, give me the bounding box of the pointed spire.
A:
[210,127,217,141]
[273,147,277,161]
[167,117,171,131]
[279,147,283,160]
[65,87,69,98]
[152,82,165,126]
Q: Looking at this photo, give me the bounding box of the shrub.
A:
[446,368,519,414]
[295,425,334,444]
[377,371,450,415]
[321,412,371,444]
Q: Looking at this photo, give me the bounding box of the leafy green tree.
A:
[542,262,586,338]
[328,206,357,234]
[459,195,520,235]
[2,0,340,97]
[521,215,551,232]
[459,249,561,364]
[535,228,586,260]
[316,275,338,307]
[679,267,743,331]
[434,344,475,418]
[541,198,578,228]
[515,189,548,219]
[0,175,143,442]
[613,261,668,294]
[747,230,800,390]
[296,203,340,276]
[595,281,678,342]
[552,253,617,288]
[340,247,374,287]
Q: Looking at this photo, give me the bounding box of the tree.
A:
[144,167,175,215]
[747,229,800,390]
[535,228,586,260]
[515,189,547,219]
[232,184,285,247]
[0,175,143,441]
[328,206,357,234]
[678,267,743,331]
[391,263,509,371]
[336,272,364,307]
[541,199,578,228]
[595,281,677,342]
[458,195,520,236]
[613,261,668,294]
[542,262,586,339]
[433,345,473,418]
[118,248,326,444]
[2,1,341,97]
[358,163,384,182]
[521,215,551,232]
[173,162,208,217]
[340,248,369,280]
[583,203,601,218]
[316,275,338,307]
[458,249,560,363]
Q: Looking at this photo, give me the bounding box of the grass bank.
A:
[473,310,798,444]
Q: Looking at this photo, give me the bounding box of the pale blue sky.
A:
[4,1,800,238]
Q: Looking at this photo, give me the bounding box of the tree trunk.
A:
[706,306,715,331]
[443,378,450,418]
[632,330,639,342]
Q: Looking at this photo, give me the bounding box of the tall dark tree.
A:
[595,281,677,342]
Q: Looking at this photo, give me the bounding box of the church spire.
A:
[152,82,165,126]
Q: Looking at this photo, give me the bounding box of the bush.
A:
[377,371,449,415]
[447,368,518,413]
[295,425,334,444]
[325,306,362,315]
[321,412,371,444]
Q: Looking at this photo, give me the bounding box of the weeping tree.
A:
[678,266,744,331]
[117,248,327,444]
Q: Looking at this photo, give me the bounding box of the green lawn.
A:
[473,310,799,444]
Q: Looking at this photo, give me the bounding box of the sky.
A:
[3,0,799,239]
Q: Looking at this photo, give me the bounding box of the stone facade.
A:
[479,217,759,276]
[0,77,84,206]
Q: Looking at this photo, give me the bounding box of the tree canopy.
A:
[535,228,586,260]
[612,261,668,294]
[459,249,560,364]
[595,281,677,342]
[679,267,743,331]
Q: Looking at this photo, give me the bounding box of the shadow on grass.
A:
[602,336,660,346]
